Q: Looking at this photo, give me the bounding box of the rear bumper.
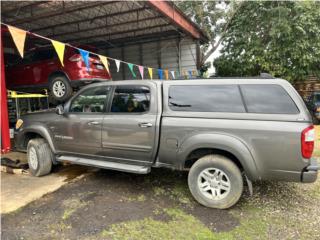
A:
[301,158,319,183]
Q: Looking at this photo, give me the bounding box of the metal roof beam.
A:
[64,23,171,43]
[1,1,48,15]
[92,30,180,48]
[7,1,117,25]
[147,0,207,41]
[31,6,148,33]
[48,16,163,39]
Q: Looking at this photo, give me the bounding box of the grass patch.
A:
[100,208,268,240]
[61,198,88,220]
[123,194,146,202]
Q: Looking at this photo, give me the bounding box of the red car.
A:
[5,45,111,101]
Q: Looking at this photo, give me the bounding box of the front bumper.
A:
[301,158,319,183]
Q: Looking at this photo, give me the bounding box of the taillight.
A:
[69,54,81,62]
[301,125,315,158]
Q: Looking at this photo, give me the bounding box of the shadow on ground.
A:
[2,167,320,240]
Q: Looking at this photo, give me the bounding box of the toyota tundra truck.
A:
[14,78,319,209]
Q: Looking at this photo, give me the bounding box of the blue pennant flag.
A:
[79,49,90,71]
[158,69,163,80]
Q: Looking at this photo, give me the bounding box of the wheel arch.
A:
[178,133,260,180]
[20,125,57,154]
[48,71,70,83]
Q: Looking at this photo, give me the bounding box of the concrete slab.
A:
[1,152,96,214]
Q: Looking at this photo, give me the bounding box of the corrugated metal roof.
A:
[1,1,207,46]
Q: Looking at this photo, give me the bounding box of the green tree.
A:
[176,1,243,66]
[213,1,320,81]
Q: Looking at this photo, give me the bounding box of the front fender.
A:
[18,123,57,153]
[177,133,259,180]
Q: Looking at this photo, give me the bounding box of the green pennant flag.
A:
[128,63,136,78]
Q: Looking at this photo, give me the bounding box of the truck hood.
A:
[20,109,58,123]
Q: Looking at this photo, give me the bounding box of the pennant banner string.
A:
[7,25,27,58]
[138,65,144,79]
[79,49,90,71]
[98,55,110,73]
[2,22,192,79]
[115,59,121,72]
[51,40,65,66]
[158,69,163,80]
[127,63,136,78]
[148,68,153,79]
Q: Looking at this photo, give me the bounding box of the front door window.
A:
[70,86,111,113]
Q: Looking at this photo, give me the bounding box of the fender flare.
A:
[22,124,57,154]
[177,133,259,180]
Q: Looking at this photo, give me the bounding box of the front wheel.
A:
[188,154,243,209]
[27,138,53,177]
[49,76,73,102]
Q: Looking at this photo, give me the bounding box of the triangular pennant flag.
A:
[158,69,163,80]
[79,49,90,71]
[98,55,110,74]
[115,59,121,72]
[128,63,136,78]
[170,71,175,79]
[148,68,153,79]
[8,26,27,58]
[138,65,144,79]
[164,70,169,80]
[51,40,65,66]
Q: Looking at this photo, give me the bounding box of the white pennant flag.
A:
[170,71,175,79]
[115,59,121,72]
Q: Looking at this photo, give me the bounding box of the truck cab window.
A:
[111,86,150,113]
[69,87,110,113]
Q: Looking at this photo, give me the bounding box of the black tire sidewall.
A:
[27,141,41,176]
[188,155,243,209]
[27,139,53,177]
[49,76,72,102]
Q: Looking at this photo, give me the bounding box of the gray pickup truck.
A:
[15,79,319,209]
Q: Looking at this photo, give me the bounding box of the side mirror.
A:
[55,105,64,115]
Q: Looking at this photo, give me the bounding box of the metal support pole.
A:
[1,30,11,152]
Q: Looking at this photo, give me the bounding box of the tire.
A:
[49,76,73,102]
[27,138,53,177]
[188,154,243,209]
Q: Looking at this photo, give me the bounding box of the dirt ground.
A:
[2,165,320,240]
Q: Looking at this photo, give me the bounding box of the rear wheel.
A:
[188,154,243,209]
[27,138,53,177]
[49,76,73,102]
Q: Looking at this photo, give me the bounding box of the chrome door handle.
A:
[87,121,100,126]
[139,122,152,128]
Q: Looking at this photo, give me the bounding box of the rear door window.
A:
[240,84,299,114]
[33,49,56,62]
[111,86,150,113]
[168,85,245,113]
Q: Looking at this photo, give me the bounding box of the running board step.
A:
[56,156,150,174]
